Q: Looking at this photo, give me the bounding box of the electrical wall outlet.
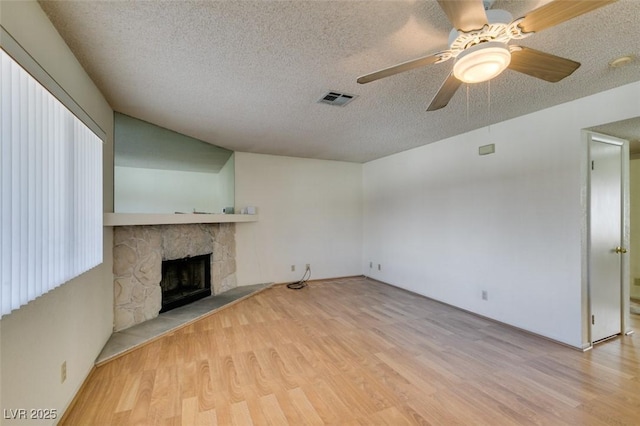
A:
[369,261,372,268]
[482,290,488,301]
[291,265,295,272]
[61,361,67,383]
[377,264,381,271]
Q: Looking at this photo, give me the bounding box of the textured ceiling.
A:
[39,0,640,163]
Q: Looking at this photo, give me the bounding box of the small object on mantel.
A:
[222,207,234,214]
[191,208,214,214]
[242,206,257,215]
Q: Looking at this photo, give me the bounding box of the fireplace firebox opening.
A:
[160,253,212,313]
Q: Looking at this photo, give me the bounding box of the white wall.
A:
[115,166,224,213]
[220,153,235,211]
[363,82,640,349]
[234,152,362,286]
[631,159,640,300]
[0,1,114,423]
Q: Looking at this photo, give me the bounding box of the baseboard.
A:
[581,344,594,352]
[273,274,365,287]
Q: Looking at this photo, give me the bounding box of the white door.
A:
[589,135,624,343]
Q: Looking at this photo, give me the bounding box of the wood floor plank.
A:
[299,377,355,423]
[195,359,217,411]
[60,278,640,425]
[241,388,270,425]
[149,366,181,420]
[363,405,416,425]
[286,387,324,425]
[258,393,289,425]
[180,397,198,426]
[129,369,156,425]
[229,400,253,426]
[178,361,197,401]
[375,351,438,396]
[116,374,140,413]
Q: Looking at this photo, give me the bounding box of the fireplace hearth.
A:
[160,253,212,313]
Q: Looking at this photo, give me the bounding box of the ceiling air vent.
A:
[318,91,357,107]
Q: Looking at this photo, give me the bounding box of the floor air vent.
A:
[318,91,357,107]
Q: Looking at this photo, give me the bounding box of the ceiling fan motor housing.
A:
[444,9,532,83]
[453,41,511,83]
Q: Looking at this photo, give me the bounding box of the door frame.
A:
[584,131,631,348]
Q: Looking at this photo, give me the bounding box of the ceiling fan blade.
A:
[508,47,580,82]
[437,0,488,32]
[427,73,462,111]
[518,0,617,33]
[357,53,444,84]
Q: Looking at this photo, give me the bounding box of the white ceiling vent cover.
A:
[318,91,357,107]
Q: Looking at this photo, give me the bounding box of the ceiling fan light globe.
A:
[453,42,511,84]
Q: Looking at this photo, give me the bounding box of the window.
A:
[0,48,103,318]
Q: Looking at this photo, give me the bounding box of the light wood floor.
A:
[62,277,640,425]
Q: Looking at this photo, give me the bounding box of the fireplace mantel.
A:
[104,213,258,227]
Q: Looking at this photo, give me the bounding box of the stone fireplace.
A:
[113,223,236,331]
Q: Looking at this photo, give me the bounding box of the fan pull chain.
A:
[466,84,470,122]
[488,80,491,122]
[487,80,491,137]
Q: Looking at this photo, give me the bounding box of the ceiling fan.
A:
[357,0,617,111]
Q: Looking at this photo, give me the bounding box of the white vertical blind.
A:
[0,48,103,318]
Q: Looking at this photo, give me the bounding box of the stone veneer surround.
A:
[113,223,237,331]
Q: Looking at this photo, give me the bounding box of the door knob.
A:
[615,246,627,254]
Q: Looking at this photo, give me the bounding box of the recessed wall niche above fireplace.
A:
[160,253,212,313]
[113,112,235,215]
